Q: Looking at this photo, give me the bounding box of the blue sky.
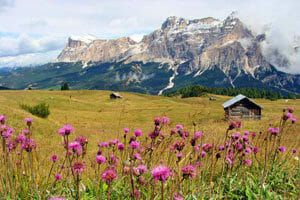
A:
[0,0,299,73]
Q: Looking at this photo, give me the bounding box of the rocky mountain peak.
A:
[66,34,98,48]
[161,16,187,30]
[1,14,299,95]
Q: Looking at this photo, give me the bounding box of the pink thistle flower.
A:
[75,136,88,146]
[51,155,58,162]
[201,151,207,157]
[2,127,14,139]
[133,189,141,198]
[23,129,30,135]
[24,117,33,126]
[176,152,183,158]
[101,169,118,183]
[170,145,175,150]
[110,155,119,164]
[155,125,160,131]
[117,143,124,150]
[170,129,177,135]
[242,135,249,142]
[0,115,6,124]
[226,152,235,165]
[173,140,185,151]
[236,143,243,151]
[196,161,203,168]
[134,129,143,137]
[154,117,162,125]
[55,173,62,180]
[21,138,36,152]
[251,132,257,138]
[151,165,172,182]
[62,124,73,135]
[232,132,241,141]
[268,127,275,133]
[292,148,298,154]
[283,113,293,120]
[284,107,294,113]
[279,146,286,152]
[202,143,212,152]
[72,162,86,174]
[95,155,106,164]
[161,116,170,124]
[7,139,17,151]
[176,124,183,130]
[193,131,204,139]
[274,127,280,134]
[123,127,129,133]
[219,146,225,151]
[253,146,259,154]
[149,131,159,139]
[109,139,119,145]
[134,152,142,160]
[243,159,252,166]
[173,193,184,200]
[181,165,197,179]
[291,118,297,123]
[58,128,65,136]
[68,141,82,154]
[243,147,252,155]
[130,141,140,149]
[98,142,109,148]
[194,145,200,152]
[229,120,242,130]
[244,131,250,135]
[136,165,148,173]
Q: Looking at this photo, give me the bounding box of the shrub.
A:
[61,83,69,90]
[20,103,50,118]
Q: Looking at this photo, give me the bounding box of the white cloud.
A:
[0,50,60,67]
[0,34,65,57]
[0,0,14,12]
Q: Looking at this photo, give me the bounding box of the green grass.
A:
[0,90,299,199]
[0,90,299,152]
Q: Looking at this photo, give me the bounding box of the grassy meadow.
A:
[0,90,299,199]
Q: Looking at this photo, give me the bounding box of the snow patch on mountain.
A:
[69,34,98,44]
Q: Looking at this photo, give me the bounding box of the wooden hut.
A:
[110,93,123,99]
[222,94,262,119]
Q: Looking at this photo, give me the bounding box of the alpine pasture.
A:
[0,90,299,199]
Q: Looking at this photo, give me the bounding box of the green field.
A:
[0,90,299,199]
[1,90,299,156]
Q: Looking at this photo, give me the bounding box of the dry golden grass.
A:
[0,90,299,175]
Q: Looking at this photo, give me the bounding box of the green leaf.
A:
[102,183,108,192]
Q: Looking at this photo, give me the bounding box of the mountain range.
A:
[0,13,299,94]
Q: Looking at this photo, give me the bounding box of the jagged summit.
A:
[50,14,299,94]
[69,34,98,44]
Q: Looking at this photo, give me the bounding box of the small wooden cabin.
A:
[110,93,123,99]
[222,94,262,120]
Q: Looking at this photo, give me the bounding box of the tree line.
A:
[163,85,300,100]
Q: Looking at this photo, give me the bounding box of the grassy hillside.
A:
[0,90,299,199]
[0,90,299,153]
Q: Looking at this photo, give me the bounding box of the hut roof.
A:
[110,92,123,98]
[222,94,263,109]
